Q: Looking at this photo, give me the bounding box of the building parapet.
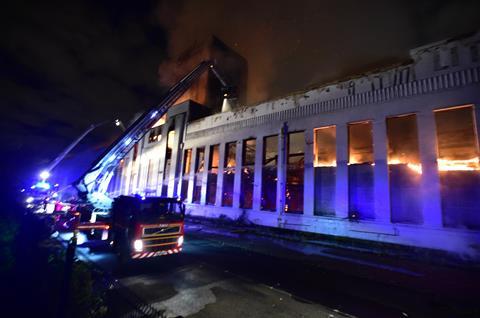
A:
[186,31,480,140]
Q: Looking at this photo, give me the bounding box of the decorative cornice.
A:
[186,66,480,140]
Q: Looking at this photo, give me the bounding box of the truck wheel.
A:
[86,230,95,240]
[118,239,130,265]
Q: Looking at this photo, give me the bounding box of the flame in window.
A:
[437,157,479,171]
[316,160,337,167]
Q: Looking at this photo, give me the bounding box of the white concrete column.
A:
[303,129,314,216]
[335,122,349,218]
[176,149,184,199]
[116,165,123,196]
[474,104,480,151]
[156,122,169,196]
[124,153,133,195]
[131,139,145,194]
[233,139,243,208]
[277,123,288,216]
[253,136,264,211]
[136,138,146,192]
[174,148,183,198]
[200,145,211,205]
[417,110,443,228]
[118,158,126,196]
[373,118,391,223]
[185,147,197,204]
[149,143,161,192]
[215,143,226,206]
[168,114,186,197]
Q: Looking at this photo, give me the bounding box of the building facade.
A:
[110,32,480,258]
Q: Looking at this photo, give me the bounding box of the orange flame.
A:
[437,157,479,171]
[315,160,336,167]
[388,159,422,174]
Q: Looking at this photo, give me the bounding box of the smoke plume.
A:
[157,0,480,105]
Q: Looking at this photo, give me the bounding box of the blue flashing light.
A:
[150,111,158,119]
[39,170,50,180]
[107,154,116,163]
[35,181,51,190]
[124,138,132,146]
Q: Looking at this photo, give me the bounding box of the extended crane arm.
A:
[45,121,107,175]
[75,60,227,210]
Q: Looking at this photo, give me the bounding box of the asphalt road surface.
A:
[63,223,479,318]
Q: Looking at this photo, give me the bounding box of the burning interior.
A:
[314,126,336,216]
[348,121,375,220]
[434,105,480,229]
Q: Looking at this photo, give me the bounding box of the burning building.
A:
[109,32,480,259]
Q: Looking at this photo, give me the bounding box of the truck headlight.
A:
[133,239,143,252]
[177,235,184,247]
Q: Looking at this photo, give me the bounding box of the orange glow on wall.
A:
[152,114,167,128]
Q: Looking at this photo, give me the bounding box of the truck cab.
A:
[111,196,185,260]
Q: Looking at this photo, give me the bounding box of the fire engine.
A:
[109,196,185,260]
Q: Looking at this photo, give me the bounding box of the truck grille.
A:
[144,237,178,247]
[143,225,180,236]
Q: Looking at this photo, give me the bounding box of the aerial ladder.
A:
[75,61,228,211]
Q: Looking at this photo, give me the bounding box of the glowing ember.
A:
[437,157,479,171]
[388,159,422,174]
[407,163,422,174]
[387,157,480,173]
[315,161,336,167]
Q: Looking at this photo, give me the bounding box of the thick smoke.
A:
[155,0,480,105]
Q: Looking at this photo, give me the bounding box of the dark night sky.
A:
[1,0,480,192]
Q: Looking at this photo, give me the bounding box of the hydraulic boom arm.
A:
[75,61,226,210]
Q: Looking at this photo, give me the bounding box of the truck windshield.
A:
[138,199,184,221]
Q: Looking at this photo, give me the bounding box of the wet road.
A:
[65,224,479,318]
[72,234,354,317]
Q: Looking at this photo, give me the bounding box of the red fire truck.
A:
[56,196,185,260]
[109,196,185,260]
